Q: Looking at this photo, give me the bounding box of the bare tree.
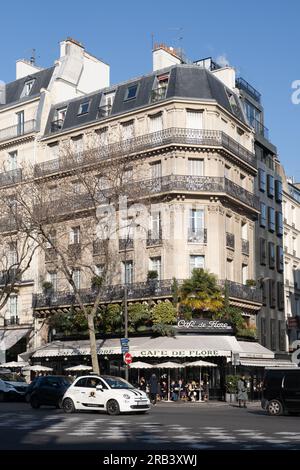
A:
[8,143,151,374]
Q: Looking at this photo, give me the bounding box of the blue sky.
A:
[1,0,300,178]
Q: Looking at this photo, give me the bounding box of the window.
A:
[8,296,18,317]
[276,211,283,237]
[48,272,57,292]
[276,245,284,273]
[258,168,266,192]
[122,261,133,284]
[74,378,87,388]
[224,165,231,179]
[95,264,104,278]
[267,174,274,198]
[149,113,163,133]
[284,373,300,390]
[186,110,203,130]
[85,377,102,388]
[150,211,161,238]
[48,142,59,160]
[269,281,276,309]
[16,111,24,135]
[151,161,162,179]
[268,242,275,269]
[8,151,18,171]
[242,264,248,284]
[275,180,282,203]
[72,269,81,290]
[70,227,80,244]
[260,202,266,227]
[189,209,204,238]
[188,158,203,176]
[268,207,275,232]
[260,238,266,265]
[72,137,83,160]
[78,101,90,115]
[277,282,284,310]
[72,181,81,194]
[8,242,18,266]
[56,107,67,121]
[21,79,35,97]
[270,318,276,350]
[124,84,138,101]
[96,128,108,147]
[241,221,248,240]
[189,255,204,275]
[261,317,266,346]
[150,256,161,280]
[226,258,233,281]
[121,121,134,141]
[262,281,267,306]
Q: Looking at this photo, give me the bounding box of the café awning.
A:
[32,335,242,359]
[0,328,31,352]
[239,359,297,368]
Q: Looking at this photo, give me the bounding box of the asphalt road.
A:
[0,401,300,451]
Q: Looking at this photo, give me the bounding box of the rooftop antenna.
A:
[168,27,184,60]
[151,32,155,50]
[30,49,36,66]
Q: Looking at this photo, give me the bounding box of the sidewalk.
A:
[154,400,261,408]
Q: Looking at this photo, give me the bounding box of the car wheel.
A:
[267,399,283,416]
[0,392,5,402]
[63,398,75,414]
[107,399,120,416]
[30,396,40,409]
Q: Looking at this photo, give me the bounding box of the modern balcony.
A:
[187,227,207,244]
[0,169,22,187]
[34,127,257,178]
[236,77,261,103]
[32,278,262,311]
[241,238,250,255]
[0,120,36,144]
[248,116,269,140]
[226,232,235,249]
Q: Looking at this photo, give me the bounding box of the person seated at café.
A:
[170,380,180,401]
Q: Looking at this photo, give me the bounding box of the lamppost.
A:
[123,216,135,382]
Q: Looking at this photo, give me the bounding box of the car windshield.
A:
[103,376,135,390]
[0,373,26,383]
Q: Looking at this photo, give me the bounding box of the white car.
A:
[62,375,150,415]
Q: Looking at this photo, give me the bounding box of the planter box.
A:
[226,393,237,403]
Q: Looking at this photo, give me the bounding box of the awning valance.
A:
[0,328,31,352]
[240,359,297,368]
[237,341,275,359]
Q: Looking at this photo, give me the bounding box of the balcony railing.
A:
[226,232,235,249]
[119,238,134,251]
[218,279,262,303]
[248,116,269,140]
[241,238,249,255]
[98,105,112,119]
[50,119,64,133]
[147,228,163,246]
[33,277,262,310]
[0,169,22,187]
[236,77,261,103]
[34,127,256,178]
[4,316,19,326]
[0,120,37,143]
[0,268,21,285]
[187,228,207,244]
[151,86,168,103]
[45,247,58,262]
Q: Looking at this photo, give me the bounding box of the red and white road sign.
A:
[124,352,133,365]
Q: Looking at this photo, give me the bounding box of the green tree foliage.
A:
[128,303,150,332]
[151,301,177,325]
[180,269,224,316]
[102,304,122,333]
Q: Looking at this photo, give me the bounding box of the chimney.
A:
[60,37,84,59]
[153,43,182,71]
[0,80,5,105]
[16,60,43,80]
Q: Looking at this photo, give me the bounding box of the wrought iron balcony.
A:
[98,105,112,119]
[0,120,36,143]
[50,119,64,133]
[236,77,261,103]
[218,279,262,303]
[248,116,269,140]
[147,228,163,246]
[187,228,207,243]
[226,232,235,249]
[34,127,256,178]
[0,169,22,187]
[241,238,249,255]
[119,238,134,251]
[151,86,168,103]
[4,316,19,326]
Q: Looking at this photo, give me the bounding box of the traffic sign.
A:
[124,352,133,365]
[120,338,129,354]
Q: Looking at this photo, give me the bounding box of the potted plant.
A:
[246,279,256,289]
[42,281,53,296]
[225,375,239,403]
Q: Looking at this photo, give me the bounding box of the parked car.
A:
[0,371,29,402]
[62,375,150,415]
[29,375,73,409]
[261,368,300,416]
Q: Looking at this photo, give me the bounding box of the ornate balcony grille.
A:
[0,169,22,187]
[226,232,235,249]
[218,279,262,303]
[119,238,134,251]
[4,316,19,326]
[146,228,163,246]
[187,228,207,243]
[241,238,250,255]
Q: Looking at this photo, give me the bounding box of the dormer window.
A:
[21,79,35,98]
[78,101,90,116]
[51,107,67,132]
[151,74,169,103]
[124,84,138,101]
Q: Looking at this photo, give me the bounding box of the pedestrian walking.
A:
[148,373,158,405]
[237,375,248,408]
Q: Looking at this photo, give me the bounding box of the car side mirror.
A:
[96,384,103,391]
